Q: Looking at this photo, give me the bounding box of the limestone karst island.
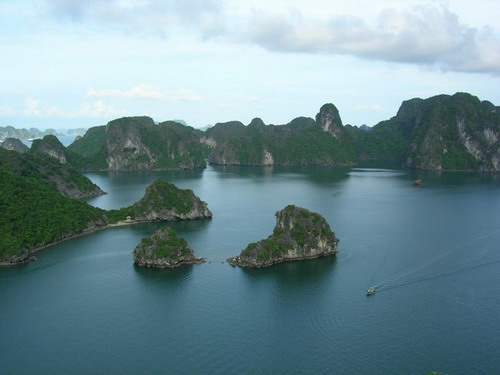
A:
[227,205,339,268]
[1,92,500,266]
[133,227,205,269]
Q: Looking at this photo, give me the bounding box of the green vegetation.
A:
[0,168,106,262]
[0,148,102,198]
[133,226,202,268]
[107,179,196,223]
[64,92,500,172]
[135,227,191,260]
[67,118,206,171]
[355,92,500,170]
[0,170,209,264]
[235,205,338,266]
[67,126,108,170]
[207,117,355,166]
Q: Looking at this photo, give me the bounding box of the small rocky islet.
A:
[133,227,205,268]
[227,205,339,268]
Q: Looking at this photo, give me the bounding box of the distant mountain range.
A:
[2,92,499,172]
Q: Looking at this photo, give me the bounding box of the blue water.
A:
[1,165,499,374]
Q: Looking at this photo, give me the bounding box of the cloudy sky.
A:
[1,0,500,129]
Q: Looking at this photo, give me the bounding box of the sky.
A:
[1,0,500,130]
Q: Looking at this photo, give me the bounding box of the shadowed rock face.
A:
[133,227,205,268]
[396,93,500,172]
[30,135,68,164]
[0,138,29,153]
[315,103,343,139]
[227,205,338,268]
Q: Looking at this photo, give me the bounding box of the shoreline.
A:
[0,219,170,267]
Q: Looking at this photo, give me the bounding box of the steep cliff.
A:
[316,103,344,139]
[353,93,500,171]
[67,117,206,171]
[107,179,212,223]
[0,138,29,153]
[227,205,338,268]
[133,227,205,268]
[399,93,500,171]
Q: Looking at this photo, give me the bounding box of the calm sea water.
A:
[1,165,499,375]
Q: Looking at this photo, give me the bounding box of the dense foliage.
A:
[67,126,108,170]
[107,179,196,223]
[360,93,500,170]
[67,118,206,170]
[134,227,191,261]
[0,148,102,198]
[239,205,338,264]
[0,168,106,262]
[207,117,355,165]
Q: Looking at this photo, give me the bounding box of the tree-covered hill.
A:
[0,168,108,265]
[0,148,103,198]
[351,92,500,171]
[204,105,356,166]
[0,174,211,266]
[67,117,206,171]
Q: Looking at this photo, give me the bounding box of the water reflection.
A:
[133,263,194,287]
[239,255,337,287]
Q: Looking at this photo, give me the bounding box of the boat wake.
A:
[370,227,500,294]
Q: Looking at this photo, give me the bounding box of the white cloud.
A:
[19,97,126,119]
[243,5,500,75]
[87,84,169,100]
[45,0,225,37]
[72,101,127,118]
[87,84,203,102]
[43,1,500,76]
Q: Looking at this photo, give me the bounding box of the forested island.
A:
[1,91,499,265]
[0,167,212,266]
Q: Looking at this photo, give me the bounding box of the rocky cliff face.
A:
[106,117,156,170]
[227,205,338,268]
[315,103,344,139]
[133,227,205,268]
[396,93,500,171]
[0,138,29,153]
[69,117,206,171]
[30,135,68,164]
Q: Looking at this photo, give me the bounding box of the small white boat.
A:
[366,287,376,295]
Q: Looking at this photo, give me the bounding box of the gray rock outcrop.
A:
[0,138,29,153]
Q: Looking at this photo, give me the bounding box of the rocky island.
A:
[227,205,339,268]
[133,227,205,268]
[107,179,212,223]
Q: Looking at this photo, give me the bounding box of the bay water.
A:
[1,165,499,374]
